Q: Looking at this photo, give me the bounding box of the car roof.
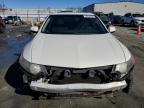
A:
[51,12,94,16]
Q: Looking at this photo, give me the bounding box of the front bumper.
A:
[19,63,132,94]
[30,79,127,93]
[135,21,144,27]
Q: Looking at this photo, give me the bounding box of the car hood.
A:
[31,33,125,68]
[134,17,144,20]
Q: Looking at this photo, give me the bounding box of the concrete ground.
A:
[0,25,144,108]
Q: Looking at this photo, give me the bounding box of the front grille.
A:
[45,65,117,84]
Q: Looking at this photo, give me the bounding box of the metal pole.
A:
[27,9,29,21]
[38,8,40,22]
[2,0,5,18]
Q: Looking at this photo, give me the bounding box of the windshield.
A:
[41,15,108,34]
[133,14,143,17]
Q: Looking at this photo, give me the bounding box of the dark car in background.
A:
[4,16,22,25]
[94,12,111,27]
[112,15,123,25]
[0,16,6,33]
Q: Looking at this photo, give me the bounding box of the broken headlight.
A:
[19,55,47,75]
[115,55,135,78]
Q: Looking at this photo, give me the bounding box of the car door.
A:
[126,13,132,24]
[123,14,128,23]
[124,13,131,24]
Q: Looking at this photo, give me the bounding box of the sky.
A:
[1,0,144,8]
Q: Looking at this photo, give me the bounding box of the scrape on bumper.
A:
[30,80,127,93]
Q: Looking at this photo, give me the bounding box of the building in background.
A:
[83,2,144,15]
[1,1,144,21]
[0,8,82,21]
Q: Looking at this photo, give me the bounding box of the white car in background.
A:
[122,13,144,26]
[19,13,135,96]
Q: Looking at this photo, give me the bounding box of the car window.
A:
[41,15,108,34]
[133,14,143,17]
[7,16,13,19]
[125,13,131,17]
[124,14,128,17]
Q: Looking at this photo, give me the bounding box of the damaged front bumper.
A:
[30,79,127,93]
[19,64,131,94]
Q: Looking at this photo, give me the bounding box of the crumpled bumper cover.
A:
[30,80,127,93]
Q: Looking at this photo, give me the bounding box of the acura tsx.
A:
[19,13,135,95]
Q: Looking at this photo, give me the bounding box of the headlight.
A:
[135,19,141,22]
[135,19,142,24]
[19,55,47,75]
[115,55,135,78]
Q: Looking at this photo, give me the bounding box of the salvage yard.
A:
[0,25,144,108]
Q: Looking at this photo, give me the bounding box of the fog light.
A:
[23,74,28,83]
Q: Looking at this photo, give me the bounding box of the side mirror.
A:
[109,26,116,33]
[30,26,39,33]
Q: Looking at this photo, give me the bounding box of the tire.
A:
[130,21,135,27]
[123,71,133,94]
[121,20,125,26]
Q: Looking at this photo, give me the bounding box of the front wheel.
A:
[121,20,125,26]
[130,21,135,27]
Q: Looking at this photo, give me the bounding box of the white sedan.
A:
[19,13,135,95]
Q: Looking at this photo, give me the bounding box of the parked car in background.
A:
[0,16,6,33]
[122,13,144,27]
[112,15,123,25]
[4,16,22,25]
[104,12,114,23]
[94,12,112,27]
[19,13,135,95]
